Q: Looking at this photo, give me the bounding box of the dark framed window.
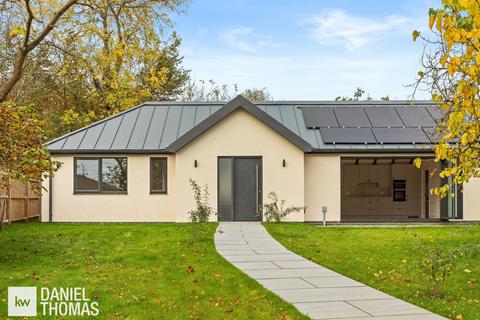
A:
[150,157,167,194]
[74,157,127,193]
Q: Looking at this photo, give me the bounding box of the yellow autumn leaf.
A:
[429,14,436,29]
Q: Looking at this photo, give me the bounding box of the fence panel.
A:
[0,179,41,223]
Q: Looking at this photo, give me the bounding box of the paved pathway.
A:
[215,222,445,320]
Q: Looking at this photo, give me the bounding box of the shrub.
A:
[188,179,215,223]
[411,242,480,298]
[259,191,305,222]
[415,248,454,297]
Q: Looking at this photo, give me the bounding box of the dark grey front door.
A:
[218,157,262,221]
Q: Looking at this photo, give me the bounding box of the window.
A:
[74,157,127,193]
[151,157,167,193]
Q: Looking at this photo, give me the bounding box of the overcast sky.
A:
[173,0,440,100]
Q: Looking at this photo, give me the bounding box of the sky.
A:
[172,0,440,100]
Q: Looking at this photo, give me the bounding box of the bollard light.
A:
[322,206,328,227]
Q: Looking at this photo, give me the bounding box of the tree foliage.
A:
[413,0,480,196]
[0,102,60,228]
[0,0,190,137]
[0,0,78,102]
[179,79,272,102]
[335,87,390,101]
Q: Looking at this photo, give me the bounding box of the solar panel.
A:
[372,127,430,144]
[301,107,339,128]
[334,107,371,127]
[422,127,440,143]
[425,105,444,124]
[364,107,404,127]
[320,127,377,144]
[395,106,436,127]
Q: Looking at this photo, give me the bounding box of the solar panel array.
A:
[300,105,441,144]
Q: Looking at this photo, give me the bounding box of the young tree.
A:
[413,0,480,196]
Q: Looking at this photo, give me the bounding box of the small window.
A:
[75,158,100,192]
[101,158,128,192]
[151,157,167,193]
[75,157,127,193]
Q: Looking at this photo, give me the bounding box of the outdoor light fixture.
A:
[282,159,286,167]
[194,160,198,168]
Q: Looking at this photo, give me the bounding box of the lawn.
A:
[0,223,306,319]
[264,223,480,320]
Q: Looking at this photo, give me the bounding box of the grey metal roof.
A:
[46,96,438,154]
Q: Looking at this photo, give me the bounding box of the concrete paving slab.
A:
[294,301,370,320]
[216,249,257,256]
[214,222,446,320]
[274,260,320,269]
[302,276,365,288]
[215,240,248,245]
[257,278,315,290]
[342,315,446,320]
[275,287,392,303]
[232,261,279,270]
[216,244,284,250]
[253,248,292,255]
[348,299,431,317]
[224,254,305,262]
[244,268,339,279]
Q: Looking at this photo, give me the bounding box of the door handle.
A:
[256,164,259,208]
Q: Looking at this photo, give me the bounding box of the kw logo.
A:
[15,296,31,307]
[8,287,37,317]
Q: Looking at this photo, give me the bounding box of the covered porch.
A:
[340,156,448,221]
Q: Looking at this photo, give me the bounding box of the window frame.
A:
[74,157,128,194]
[150,157,168,194]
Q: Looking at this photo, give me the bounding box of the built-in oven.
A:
[393,179,406,202]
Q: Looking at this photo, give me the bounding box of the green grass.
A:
[0,223,306,319]
[264,223,480,320]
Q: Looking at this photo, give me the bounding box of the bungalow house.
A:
[41,95,480,223]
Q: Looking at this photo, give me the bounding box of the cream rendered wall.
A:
[41,154,176,222]
[304,155,341,222]
[41,178,50,222]
[463,177,480,221]
[175,109,305,222]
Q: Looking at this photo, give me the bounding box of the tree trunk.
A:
[0,0,78,102]
[0,51,27,102]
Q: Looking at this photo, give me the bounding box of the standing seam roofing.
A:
[45,98,439,154]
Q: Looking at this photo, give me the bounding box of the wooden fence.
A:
[0,179,41,223]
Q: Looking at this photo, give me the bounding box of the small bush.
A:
[415,248,454,297]
[188,179,215,223]
[412,242,480,298]
[259,191,305,222]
